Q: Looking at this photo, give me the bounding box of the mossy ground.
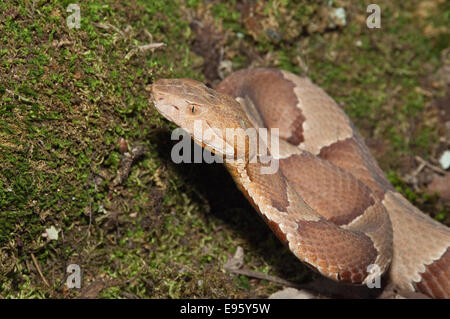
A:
[0,0,449,298]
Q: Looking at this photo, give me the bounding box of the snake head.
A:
[151,78,255,161]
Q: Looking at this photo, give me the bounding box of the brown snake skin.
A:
[151,68,450,298]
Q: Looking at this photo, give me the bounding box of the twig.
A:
[415,156,446,175]
[138,43,166,52]
[224,267,302,289]
[410,161,426,177]
[223,246,303,289]
[125,42,166,60]
[94,22,125,37]
[30,253,50,287]
[406,160,426,191]
[144,29,153,42]
[85,185,92,237]
[124,49,138,60]
[5,88,33,103]
[111,145,147,187]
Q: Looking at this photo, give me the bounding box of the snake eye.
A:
[189,104,199,113]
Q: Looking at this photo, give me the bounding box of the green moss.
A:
[1,0,448,299]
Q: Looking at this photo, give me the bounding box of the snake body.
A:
[151,68,450,298]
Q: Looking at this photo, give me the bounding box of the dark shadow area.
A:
[149,128,313,284]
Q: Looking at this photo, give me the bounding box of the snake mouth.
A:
[151,88,180,120]
[151,98,181,124]
[191,128,237,159]
[192,135,218,153]
[191,134,231,157]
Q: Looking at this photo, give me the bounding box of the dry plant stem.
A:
[111,145,147,187]
[85,185,92,237]
[5,88,32,103]
[138,43,167,52]
[224,266,302,289]
[415,156,447,175]
[30,253,50,287]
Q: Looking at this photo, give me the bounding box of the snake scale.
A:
[151,68,450,298]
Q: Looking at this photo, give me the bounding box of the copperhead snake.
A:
[151,68,450,298]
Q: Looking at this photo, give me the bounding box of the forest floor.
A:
[0,0,449,298]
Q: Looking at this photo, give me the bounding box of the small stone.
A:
[269,287,317,299]
[218,60,233,80]
[43,226,60,241]
[118,137,128,153]
[265,29,281,42]
[439,150,450,170]
[223,246,245,270]
[329,8,347,27]
[98,204,107,214]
